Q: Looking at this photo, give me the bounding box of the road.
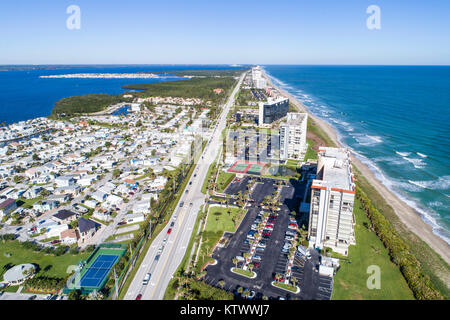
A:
[124,72,246,300]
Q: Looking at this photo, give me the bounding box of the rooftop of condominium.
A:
[312,147,355,193]
[283,112,308,126]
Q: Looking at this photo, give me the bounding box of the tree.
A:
[275,273,282,284]
[232,257,239,269]
[237,286,243,295]
[68,289,83,300]
[112,169,121,179]
[291,276,298,288]
[218,280,225,289]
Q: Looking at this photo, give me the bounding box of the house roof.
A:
[0,198,15,209]
[78,217,98,233]
[53,209,77,221]
[60,228,80,240]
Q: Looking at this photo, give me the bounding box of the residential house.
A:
[55,176,75,187]
[60,229,80,245]
[0,198,17,217]
[78,218,99,243]
[33,200,59,212]
[52,209,78,224]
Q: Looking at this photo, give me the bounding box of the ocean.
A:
[264,65,450,244]
[0,64,237,124]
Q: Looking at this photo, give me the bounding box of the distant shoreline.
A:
[39,73,169,79]
[261,68,450,265]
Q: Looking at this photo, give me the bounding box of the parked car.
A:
[256,247,265,253]
[252,262,260,269]
[257,241,266,248]
[50,240,60,245]
[283,242,292,249]
[285,235,294,241]
[136,294,142,300]
[118,221,127,226]
[28,295,37,300]
[252,255,262,261]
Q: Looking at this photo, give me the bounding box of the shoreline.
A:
[261,69,450,265]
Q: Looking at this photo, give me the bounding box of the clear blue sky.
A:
[0,0,449,65]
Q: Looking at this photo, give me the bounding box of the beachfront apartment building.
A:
[280,113,308,160]
[258,97,289,126]
[308,147,356,256]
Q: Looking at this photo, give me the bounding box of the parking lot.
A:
[205,177,333,300]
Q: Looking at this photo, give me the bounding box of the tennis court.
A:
[79,254,119,288]
[228,161,265,175]
[247,164,263,175]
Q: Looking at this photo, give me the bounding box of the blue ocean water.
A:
[264,65,450,244]
[0,65,237,124]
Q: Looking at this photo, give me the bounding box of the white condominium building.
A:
[308,147,356,256]
[280,113,308,160]
[251,66,266,89]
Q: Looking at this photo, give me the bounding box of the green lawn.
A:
[194,206,246,274]
[216,171,236,193]
[231,267,255,278]
[0,241,90,281]
[272,282,298,293]
[205,206,243,233]
[331,198,414,300]
[304,138,318,161]
[201,162,217,194]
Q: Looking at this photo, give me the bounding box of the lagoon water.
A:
[0,65,235,124]
[264,65,450,244]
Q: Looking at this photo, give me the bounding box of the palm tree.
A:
[291,276,298,288]
[243,289,250,299]
[237,286,243,295]
[218,280,225,289]
[248,264,254,273]
[232,257,238,269]
[275,273,282,284]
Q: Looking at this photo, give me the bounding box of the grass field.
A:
[331,198,414,300]
[216,171,236,193]
[304,138,318,161]
[194,206,245,274]
[205,206,243,234]
[0,241,89,281]
[231,267,255,278]
[353,167,450,299]
[201,161,216,194]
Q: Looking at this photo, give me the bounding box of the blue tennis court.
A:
[79,254,119,288]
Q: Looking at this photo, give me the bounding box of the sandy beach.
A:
[261,70,450,266]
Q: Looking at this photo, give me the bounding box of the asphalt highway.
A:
[124,72,246,300]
